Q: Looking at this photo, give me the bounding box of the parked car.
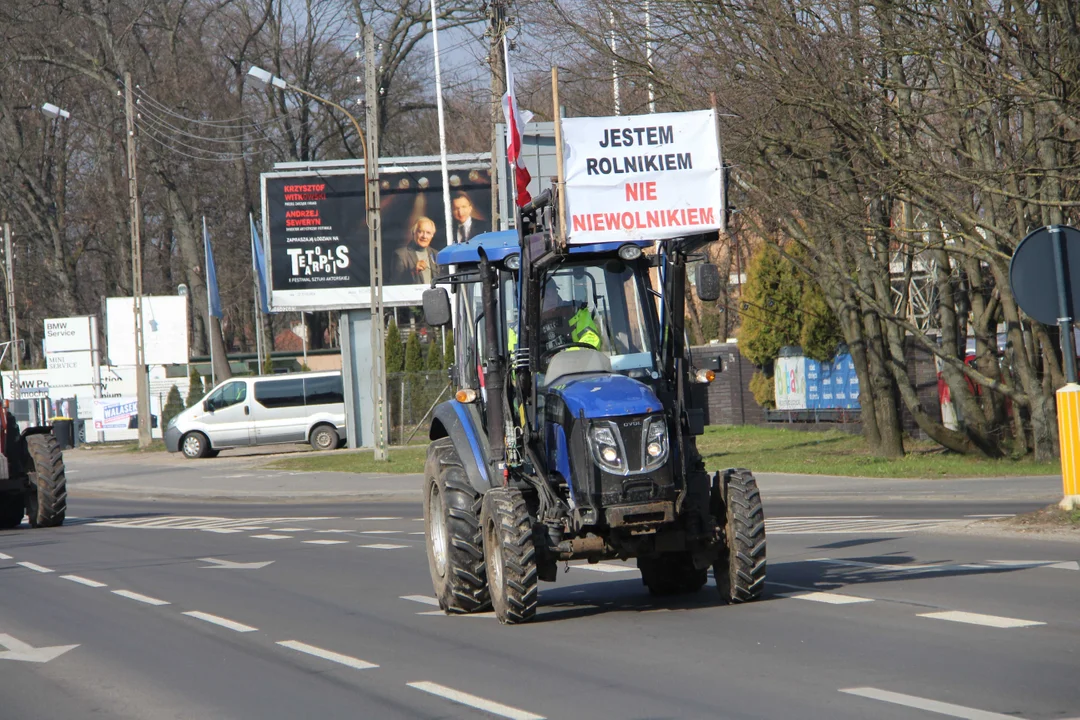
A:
[165,371,347,458]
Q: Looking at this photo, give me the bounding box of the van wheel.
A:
[181,432,210,459]
[310,425,338,451]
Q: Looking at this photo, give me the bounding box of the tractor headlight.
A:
[642,416,669,469]
[589,422,625,474]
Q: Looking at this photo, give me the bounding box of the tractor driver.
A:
[539,278,601,354]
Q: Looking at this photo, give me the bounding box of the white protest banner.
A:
[561,109,724,244]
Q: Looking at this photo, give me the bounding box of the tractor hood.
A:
[547,373,662,420]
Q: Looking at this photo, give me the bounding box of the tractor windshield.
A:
[537,259,657,374]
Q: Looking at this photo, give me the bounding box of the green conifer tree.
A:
[385,318,404,374]
[185,369,205,407]
[162,384,185,427]
[404,332,423,373]
[425,338,444,370]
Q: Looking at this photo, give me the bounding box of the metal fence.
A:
[387,371,451,446]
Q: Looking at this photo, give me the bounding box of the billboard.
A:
[561,110,725,244]
[261,164,492,311]
[43,316,94,353]
[774,356,807,411]
[106,296,189,366]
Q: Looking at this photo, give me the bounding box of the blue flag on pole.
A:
[250,215,270,314]
[204,218,223,319]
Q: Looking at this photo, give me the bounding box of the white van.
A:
[164,371,347,459]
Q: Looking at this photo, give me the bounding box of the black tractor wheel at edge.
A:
[0,492,24,529]
[482,486,539,625]
[714,468,766,603]
[424,437,490,613]
[25,433,67,528]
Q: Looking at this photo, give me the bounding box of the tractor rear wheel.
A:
[482,487,538,624]
[714,468,766,603]
[25,433,67,528]
[424,437,490,613]
[639,552,708,596]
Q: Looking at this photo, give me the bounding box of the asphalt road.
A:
[1,461,1076,719]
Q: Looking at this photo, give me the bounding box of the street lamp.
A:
[44,94,152,447]
[246,63,388,460]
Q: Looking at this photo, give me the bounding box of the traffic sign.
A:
[1009,225,1080,326]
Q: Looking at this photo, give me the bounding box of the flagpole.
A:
[430,0,453,248]
[551,68,567,246]
[250,213,264,376]
[204,215,216,387]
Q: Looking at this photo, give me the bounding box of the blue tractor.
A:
[421,191,766,624]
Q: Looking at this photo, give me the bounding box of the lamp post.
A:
[247,61,388,460]
[44,93,152,447]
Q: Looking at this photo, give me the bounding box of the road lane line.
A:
[359,530,403,534]
[401,595,440,606]
[303,539,349,545]
[917,611,1045,629]
[17,562,53,573]
[0,552,12,560]
[182,611,258,633]
[314,529,350,533]
[276,640,378,669]
[408,681,545,720]
[112,590,170,606]
[251,534,292,540]
[408,531,426,535]
[61,575,107,588]
[1051,561,1079,571]
[573,562,633,573]
[275,527,309,532]
[202,528,243,534]
[359,544,408,550]
[358,516,402,521]
[840,687,1023,719]
[785,591,873,605]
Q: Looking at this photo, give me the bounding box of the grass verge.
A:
[265,425,1061,479]
[266,446,428,474]
[1003,504,1080,531]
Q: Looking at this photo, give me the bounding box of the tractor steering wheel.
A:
[540,342,600,366]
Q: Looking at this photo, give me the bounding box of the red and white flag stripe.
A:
[501,37,533,207]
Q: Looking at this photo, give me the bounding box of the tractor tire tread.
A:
[25,433,66,528]
[484,487,538,624]
[716,468,766,604]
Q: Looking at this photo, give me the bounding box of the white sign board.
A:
[43,316,95,353]
[562,109,724,244]
[45,350,95,386]
[106,296,189,365]
[93,397,139,430]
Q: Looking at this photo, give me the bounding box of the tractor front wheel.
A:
[482,487,538,625]
[25,433,67,528]
[714,468,766,603]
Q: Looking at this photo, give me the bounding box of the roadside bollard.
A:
[1057,384,1080,510]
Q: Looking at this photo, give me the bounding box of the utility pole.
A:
[3,223,18,400]
[365,27,389,460]
[488,0,509,228]
[124,72,151,448]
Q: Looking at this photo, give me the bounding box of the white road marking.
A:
[1051,561,1079,571]
[408,531,426,535]
[358,516,402,521]
[94,516,336,531]
[418,610,496,618]
[314,529,350,534]
[112,590,170,606]
[17,562,53,573]
[276,527,310,532]
[202,528,243,534]
[775,515,879,520]
[768,518,955,535]
[840,686,1023,719]
[276,640,378,669]
[573,562,633,573]
[917,611,1045,629]
[230,526,268,531]
[359,530,403,534]
[198,558,274,570]
[0,552,12,560]
[401,595,440,606]
[251,534,292,540]
[964,514,1015,518]
[303,539,349,545]
[785,591,874,605]
[408,681,545,720]
[182,611,258,633]
[359,544,408,550]
[0,633,79,663]
[61,575,107,588]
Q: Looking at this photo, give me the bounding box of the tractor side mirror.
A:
[695,264,722,302]
[423,288,452,327]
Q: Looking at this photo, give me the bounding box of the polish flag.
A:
[501,37,533,207]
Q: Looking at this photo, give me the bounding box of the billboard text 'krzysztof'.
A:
[562,109,724,244]
[261,167,491,311]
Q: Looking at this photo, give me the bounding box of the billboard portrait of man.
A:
[450,191,491,244]
[391,216,439,285]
